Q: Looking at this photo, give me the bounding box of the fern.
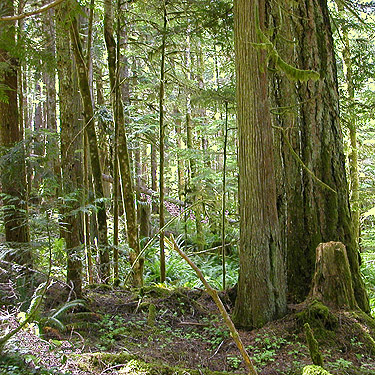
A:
[50,299,86,320]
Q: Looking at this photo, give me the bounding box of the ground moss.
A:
[75,352,239,375]
[118,358,234,375]
[302,365,332,375]
[73,352,138,371]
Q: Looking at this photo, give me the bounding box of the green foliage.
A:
[226,355,241,370]
[143,241,238,289]
[247,334,290,368]
[94,314,130,351]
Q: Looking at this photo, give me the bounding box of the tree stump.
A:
[309,242,357,309]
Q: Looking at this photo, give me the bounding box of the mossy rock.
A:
[139,285,173,297]
[302,365,332,375]
[296,300,338,331]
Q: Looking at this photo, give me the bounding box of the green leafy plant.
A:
[227,355,242,369]
[40,299,86,332]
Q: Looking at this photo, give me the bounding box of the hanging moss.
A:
[253,18,320,82]
[302,365,332,375]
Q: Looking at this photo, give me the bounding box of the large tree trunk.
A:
[56,2,83,298]
[232,0,286,329]
[269,0,369,312]
[0,0,30,257]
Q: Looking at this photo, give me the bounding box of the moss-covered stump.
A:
[296,300,337,330]
[75,352,243,375]
[310,242,357,309]
[302,365,332,375]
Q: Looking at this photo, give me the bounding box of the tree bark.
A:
[0,0,30,255]
[232,0,286,328]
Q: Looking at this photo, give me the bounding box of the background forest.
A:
[2,0,375,374]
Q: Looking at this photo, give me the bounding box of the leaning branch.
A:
[0,0,65,22]
[168,234,258,375]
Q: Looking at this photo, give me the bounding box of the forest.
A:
[1,0,375,374]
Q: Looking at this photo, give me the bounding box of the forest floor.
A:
[2,284,375,375]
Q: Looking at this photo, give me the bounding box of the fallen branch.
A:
[167,234,258,375]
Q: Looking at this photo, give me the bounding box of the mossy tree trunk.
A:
[69,5,110,283]
[104,0,143,287]
[232,0,286,329]
[268,0,369,312]
[0,0,31,257]
[56,2,83,298]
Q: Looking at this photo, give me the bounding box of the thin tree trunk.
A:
[185,29,204,251]
[159,1,167,283]
[151,144,158,213]
[104,0,143,286]
[56,1,83,297]
[69,11,110,283]
[336,3,360,251]
[174,106,185,202]
[221,102,228,291]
